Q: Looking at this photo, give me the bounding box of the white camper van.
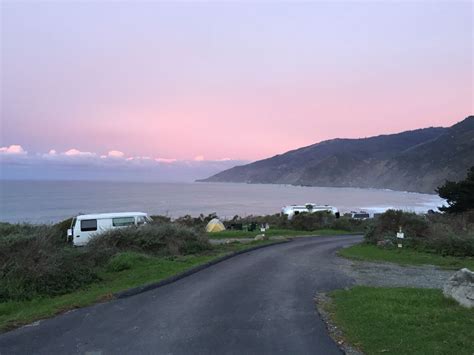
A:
[67,212,152,246]
[281,203,339,220]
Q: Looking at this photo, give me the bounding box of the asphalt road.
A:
[0,235,362,355]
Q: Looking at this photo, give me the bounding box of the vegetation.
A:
[165,213,216,229]
[437,166,474,213]
[208,228,357,239]
[0,253,215,331]
[1,211,359,304]
[339,244,474,270]
[0,218,280,331]
[0,223,99,302]
[221,212,368,233]
[364,209,474,257]
[0,221,212,303]
[148,211,366,238]
[326,287,474,355]
[89,223,210,256]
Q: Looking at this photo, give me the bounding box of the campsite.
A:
[2,1,473,354]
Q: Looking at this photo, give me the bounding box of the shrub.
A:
[330,217,367,232]
[173,213,217,229]
[0,233,99,301]
[0,220,212,301]
[364,210,474,257]
[364,210,430,245]
[425,229,474,257]
[289,212,335,231]
[88,223,211,256]
[0,222,39,239]
[0,219,72,246]
[224,214,290,230]
[223,213,367,232]
[149,215,172,224]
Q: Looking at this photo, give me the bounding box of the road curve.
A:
[0,235,362,355]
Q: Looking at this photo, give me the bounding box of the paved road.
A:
[0,235,362,355]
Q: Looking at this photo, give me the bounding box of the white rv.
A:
[281,203,340,220]
[67,212,152,246]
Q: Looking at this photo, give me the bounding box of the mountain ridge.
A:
[199,116,474,193]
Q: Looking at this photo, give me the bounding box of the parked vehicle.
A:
[67,212,152,246]
[346,211,370,220]
[281,203,340,220]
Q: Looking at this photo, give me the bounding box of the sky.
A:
[0,0,472,180]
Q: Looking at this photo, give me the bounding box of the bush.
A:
[224,214,290,230]
[223,213,367,232]
[364,210,474,256]
[364,210,430,245]
[329,216,367,232]
[0,233,99,301]
[149,215,172,224]
[0,220,211,302]
[0,222,39,239]
[171,213,218,229]
[0,219,72,246]
[88,223,211,256]
[289,212,335,231]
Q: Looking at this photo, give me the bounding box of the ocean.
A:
[0,180,445,224]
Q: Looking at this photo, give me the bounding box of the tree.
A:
[436,166,474,213]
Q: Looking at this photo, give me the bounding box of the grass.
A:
[207,228,358,239]
[327,286,474,355]
[339,243,474,270]
[0,240,280,332]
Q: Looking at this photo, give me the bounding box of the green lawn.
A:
[208,228,358,239]
[339,243,474,270]
[327,287,474,355]
[0,240,279,332]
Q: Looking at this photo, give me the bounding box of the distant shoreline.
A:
[0,180,444,224]
[2,178,440,196]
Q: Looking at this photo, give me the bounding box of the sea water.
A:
[0,180,445,223]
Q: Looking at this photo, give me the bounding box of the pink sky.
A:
[1,1,472,161]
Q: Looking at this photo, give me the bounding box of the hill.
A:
[199,116,474,193]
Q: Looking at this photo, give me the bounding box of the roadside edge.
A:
[114,239,292,299]
[314,292,364,355]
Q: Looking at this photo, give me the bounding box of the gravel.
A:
[314,251,456,355]
[337,257,454,289]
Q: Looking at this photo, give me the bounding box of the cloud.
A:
[0,145,27,155]
[0,146,249,182]
[107,150,125,158]
[64,148,96,157]
[0,145,249,180]
[41,149,58,159]
[123,156,154,164]
[155,157,177,164]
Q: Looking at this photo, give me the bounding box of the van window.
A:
[136,216,146,225]
[112,217,135,227]
[81,219,97,232]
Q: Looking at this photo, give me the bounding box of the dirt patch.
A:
[315,256,456,354]
[337,257,453,289]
